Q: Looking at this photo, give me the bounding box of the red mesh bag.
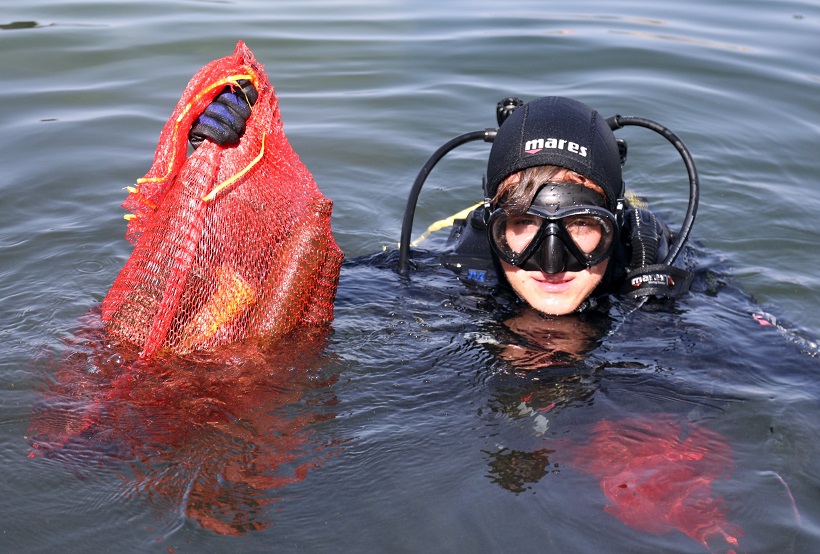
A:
[101,42,343,358]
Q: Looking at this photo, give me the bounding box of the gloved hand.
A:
[189,79,258,148]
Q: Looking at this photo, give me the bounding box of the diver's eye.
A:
[507,214,541,232]
[565,215,603,232]
[564,215,609,254]
[504,215,542,252]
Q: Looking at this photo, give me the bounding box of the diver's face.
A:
[496,168,610,315]
[501,257,608,315]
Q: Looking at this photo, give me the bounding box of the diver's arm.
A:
[189,79,257,149]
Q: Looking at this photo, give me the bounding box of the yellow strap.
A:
[409,201,482,247]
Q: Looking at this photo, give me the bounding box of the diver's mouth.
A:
[531,271,574,292]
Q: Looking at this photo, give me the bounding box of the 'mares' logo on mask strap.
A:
[524,138,588,157]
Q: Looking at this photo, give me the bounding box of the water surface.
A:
[2,1,819,552]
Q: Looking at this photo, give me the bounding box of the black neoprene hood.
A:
[485,96,624,211]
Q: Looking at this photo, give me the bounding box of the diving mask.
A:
[488,182,617,274]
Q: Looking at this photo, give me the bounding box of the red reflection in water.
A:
[569,416,743,553]
[28,313,342,535]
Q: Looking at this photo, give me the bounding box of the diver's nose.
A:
[539,231,567,274]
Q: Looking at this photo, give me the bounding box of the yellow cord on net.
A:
[202,131,265,202]
[120,70,264,220]
[133,70,258,191]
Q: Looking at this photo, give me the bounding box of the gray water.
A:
[2,1,820,552]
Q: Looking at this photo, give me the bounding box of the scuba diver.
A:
[190,83,698,316]
[401,94,698,314]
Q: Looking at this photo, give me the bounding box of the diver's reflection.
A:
[481,307,743,551]
[493,306,611,371]
[482,307,607,495]
[483,306,607,433]
[28,318,342,535]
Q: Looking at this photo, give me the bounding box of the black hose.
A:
[607,115,699,265]
[397,129,496,275]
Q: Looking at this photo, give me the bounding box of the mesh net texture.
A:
[101,41,343,358]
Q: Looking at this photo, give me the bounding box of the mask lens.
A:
[488,209,615,269]
[563,214,613,258]
[491,213,541,258]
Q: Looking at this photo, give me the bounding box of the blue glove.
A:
[189,79,258,148]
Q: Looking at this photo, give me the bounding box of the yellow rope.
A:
[202,131,266,202]
[121,69,264,219]
[134,70,257,190]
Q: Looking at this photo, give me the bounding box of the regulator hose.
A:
[398,129,496,275]
[606,115,699,265]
